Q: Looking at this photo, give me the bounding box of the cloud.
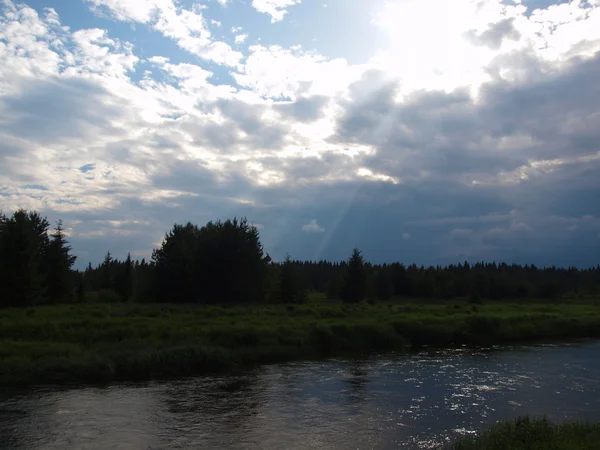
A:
[302,219,325,233]
[86,0,163,23]
[233,44,361,99]
[0,77,124,144]
[86,0,242,66]
[274,95,329,122]
[235,33,248,44]
[450,228,474,240]
[252,0,301,22]
[1,0,600,269]
[465,18,521,50]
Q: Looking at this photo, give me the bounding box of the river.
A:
[1,341,599,449]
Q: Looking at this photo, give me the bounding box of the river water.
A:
[1,341,600,449]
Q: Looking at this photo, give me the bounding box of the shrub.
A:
[453,416,600,450]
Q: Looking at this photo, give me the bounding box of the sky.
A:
[1,0,600,268]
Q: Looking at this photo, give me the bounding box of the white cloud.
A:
[86,0,242,66]
[2,0,600,266]
[302,219,325,233]
[86,0,166,23]
[234,44,364,99]
[235,33,248,44]
[252,0,301,22]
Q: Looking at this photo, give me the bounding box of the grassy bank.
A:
[2,296,600,387]
[452,416,600,449]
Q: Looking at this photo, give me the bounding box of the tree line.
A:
[1,209,599,307]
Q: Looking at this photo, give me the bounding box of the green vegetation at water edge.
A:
[452,416,600,450]
[2,297,600,387]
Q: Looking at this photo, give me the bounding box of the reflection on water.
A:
[1,341,600,449]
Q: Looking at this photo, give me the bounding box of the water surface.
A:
[1,341,600,449]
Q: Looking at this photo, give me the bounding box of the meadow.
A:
[2,295,600,387]
[452,416,600,449]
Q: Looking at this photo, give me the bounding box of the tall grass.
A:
[452,416,600,450]
[1,297,600,387]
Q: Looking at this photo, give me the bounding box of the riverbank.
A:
[452,416,600,449]
[2,297,600,387]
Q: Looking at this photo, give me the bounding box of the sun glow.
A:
[372,0,499,93]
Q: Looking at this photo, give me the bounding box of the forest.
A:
[2,208,600,387]
[1,208,599,308]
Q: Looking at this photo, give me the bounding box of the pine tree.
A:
[77,274,85,303]
[100,251,114,291]
[45,220,77,303]
[326,270,343,300]
[0,210,50,306]
[279,254,307,304]
[340,248,368,303]
[153,218,270,304]
[118,253,134,301]
[375,268,394,300]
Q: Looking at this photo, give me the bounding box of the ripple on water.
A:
[1,341,600,449]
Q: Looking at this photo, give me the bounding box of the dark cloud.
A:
[312,50,600,267]
[180,99,290,152]
[480,52,600,160]
[0,77,125,143]
[0,141,23,161]
[466,18,521,50]
[333,52,600,184]
[2,0,599,270]
[274,95,329,122]
[332,70,398,145]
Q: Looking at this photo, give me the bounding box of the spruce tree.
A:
[340,248,368,303]
[279,254,307,304]
[326,270,343,300]
[77,273,86,303]
[123,253,133,301]
[0,210,50,306]
[100,251,114,291]
[45,220,77,303]
[375,267,394,300]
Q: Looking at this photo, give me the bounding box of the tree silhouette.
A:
[279,255,307,304]
[153,218,270,304]
[100,251,114,291]
[375,266,394,300]
[0,210,50,306]
[45,220,77,303]
[341,248,368,303]
[2,208,600,309]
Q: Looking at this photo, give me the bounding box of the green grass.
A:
[452,416,600,449]
[2,295,600,387]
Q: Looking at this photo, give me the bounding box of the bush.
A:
[85,289,123,303]
[453,416,600,450]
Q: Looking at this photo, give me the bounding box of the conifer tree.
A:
[100,251,114,291]
[340,248,368,303]
[326,269,343,300]
[0,210,50,306]
[375,267,394,300]
[279,254,307,304]
[45,220,77,303]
